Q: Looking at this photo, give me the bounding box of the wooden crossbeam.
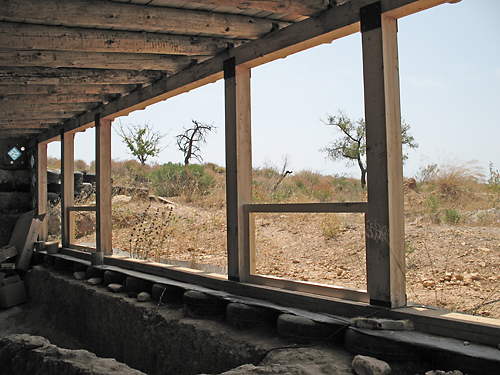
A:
[0,49,207,71]
[0,23,243,56]
[0,123,51,129]
[1,111,81,120]
[0,119,66,126]
[0,67,164,85]
[0,84,138,96]
[184,0,331,16]
[0,93,116,104]
[0,0,290,39]
[0,103,98,114]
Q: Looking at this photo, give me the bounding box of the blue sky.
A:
[52,0,500,180]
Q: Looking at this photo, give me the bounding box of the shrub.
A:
[444,208,461,224]
[150,162,213,197]
[488,162,500,194]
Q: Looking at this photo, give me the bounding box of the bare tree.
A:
[176,120,216,177]
[115,121,168,166]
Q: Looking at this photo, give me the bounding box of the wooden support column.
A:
[37,142,48,240]
[61,132,74,248]
[361,2,406,308]
[95,114,113,257]
[224,57,252,282]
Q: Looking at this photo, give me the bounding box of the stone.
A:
[137,292,151,302]
[87,277,102,286]
[73,272,86,280]
[108,283,125,293]
[351,355,391,375]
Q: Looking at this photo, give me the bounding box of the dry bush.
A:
[431,158,485,200]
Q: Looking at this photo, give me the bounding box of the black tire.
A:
[32,251,45,265]
[277,314,342,344]
[103,270,126,286]
[345,327,422,362]
[183,290,227,317]
[73,262,88,272]
[47,183,62,194]
[47,170,60,184]
[226,303,279,331]
[83,173,96,183]
[47,192,60,205]
[43,254,56,267]
[86,266,105,279]
[54,257,74,272]
[74,171,83,184]
[152,283,185,303]
[125,276,153,294]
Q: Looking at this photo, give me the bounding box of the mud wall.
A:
[24,266,272,375]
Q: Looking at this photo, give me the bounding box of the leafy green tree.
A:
[176,120,216,178]
[320,110,417,188]
[115,121,167,166]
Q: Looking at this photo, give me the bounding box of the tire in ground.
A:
[183,290,227,317]
[277,314,343,344]
[226,303,279,331]
[152,283,185,303]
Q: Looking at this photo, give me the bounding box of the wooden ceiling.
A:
[0,0,334,140]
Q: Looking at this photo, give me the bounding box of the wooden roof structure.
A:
[1,0,451,141]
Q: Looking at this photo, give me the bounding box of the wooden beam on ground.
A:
[95,114,113,256]
[0,67,164,85]
[36,0,450,143]
[61,132,75,248]
[0,84,138,96]
[182,0,331,16]
[37,143,48,241]
[361,2,405,308]
[224,58,252,282]
[0,50,207,71]
[0,23,244,56]
[0,0,290,39]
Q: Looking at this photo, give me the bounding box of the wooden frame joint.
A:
[223,57,236,79]
[360,1,381,33]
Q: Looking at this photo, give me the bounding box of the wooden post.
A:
[37,142,48,240]
[224,57,252,282]
[61,132,74,248]
[95,113,113,257]
[361,2,406,308]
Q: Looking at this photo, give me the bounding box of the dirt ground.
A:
[73,194,500,321]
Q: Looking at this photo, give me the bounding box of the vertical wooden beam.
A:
[61,132,74,248]
[37,142,48,241]
[361,1,405,308]
[95,114,113,257]
[224,57,252,282]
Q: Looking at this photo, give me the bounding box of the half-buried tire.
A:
[152,283,185,303]
[226,303,279,331]
[183,290,227,317]
[277,314,343,344]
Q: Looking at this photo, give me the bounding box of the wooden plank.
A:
[361,3,405,308]
[0,0,290,39]
[0,84,138,96]
[180,0,330,16]
[0,50,208,71]
[61,132,75,247]
[1,112,81,121]
[0,67,163,85]
[244,202,368,213]
[0,103,98,114]
[37,143,48,240]
[0,23,243,55]
[37,0,450,143]
[95,115,113,256]
[224,59,252,282]
[0,93,116,104]
[0,122,51,129]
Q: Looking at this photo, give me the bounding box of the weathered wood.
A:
[0,50,207,71]
[0,123,51,129]
[0,0,290,39]
[95,115,113,256]
[0,103,98,114]
[61,132,75,248]
[37,143,48,240]
[0,111,83,121]
[0,84,138,96]
[361,4,405,308]
[0,67,163,85]
[0,23,244,56]
[178,0,330,16]
[0,129,42,136]
[225,59,252,282]
[0,93,116,104]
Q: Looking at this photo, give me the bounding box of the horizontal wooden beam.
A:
[0,84,138,96]
[0,49,207,71]
[0,123,50,129]
[2,111,81,120]
[0,119,66,126]
[0,22,243,56]
[185,0,331,16]
[0,0,290,39]
[0,67,164,85]
[0,93,116,104]
[0,103,98,115]
[38,0,450,142]
[0,128,44,136]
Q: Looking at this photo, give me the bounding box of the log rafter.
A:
[0,0,291,39]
